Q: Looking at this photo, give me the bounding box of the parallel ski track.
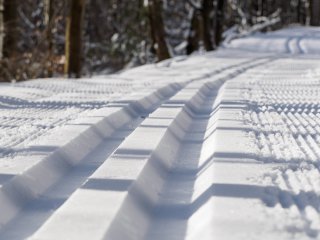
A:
[0,81,185,234]
[0,56,275,239]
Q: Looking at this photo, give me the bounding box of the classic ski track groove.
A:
[0,56,270,239]
[0,81,185,230]
[0,57,273,240]
[10,52,320,240]
[2,27,320,240]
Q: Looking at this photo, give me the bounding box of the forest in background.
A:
[0,0,319,82]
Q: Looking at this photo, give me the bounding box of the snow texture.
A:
[0,27,320,239]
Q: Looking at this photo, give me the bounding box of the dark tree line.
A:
[0,0,320,82]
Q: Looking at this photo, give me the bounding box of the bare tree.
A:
[3,0,18,59]
[186,0,214,54]
[148,0,171,61]
[65,0,86,78]
[186,8,201,54]
[202,0,214,51]
[310,0,320,25]
[0,0,3,59]
[214,0,225,46]
[44,0,54,76]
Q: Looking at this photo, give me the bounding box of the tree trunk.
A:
[261,0,267,17]
[310,0,320,26]
[148,0,171,61]
[280,0,290,25]
[64,0,86,78]
[3,0,18,59]
[202,0,214,51]
[250,0,259,24]
[44,0,54,77]
[186,9,201,55]
[297,0,301,23]
[0,0,3,59]
[214,0,225,47]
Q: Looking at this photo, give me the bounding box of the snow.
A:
[224,26,320,55]
[1,27,320,239]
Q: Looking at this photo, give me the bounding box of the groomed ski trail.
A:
[1,27,320,240]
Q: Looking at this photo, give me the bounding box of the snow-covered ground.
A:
[225,26,320,55]
[1,27,320,240]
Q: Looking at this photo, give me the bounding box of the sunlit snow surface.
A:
[0,27,320,240]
